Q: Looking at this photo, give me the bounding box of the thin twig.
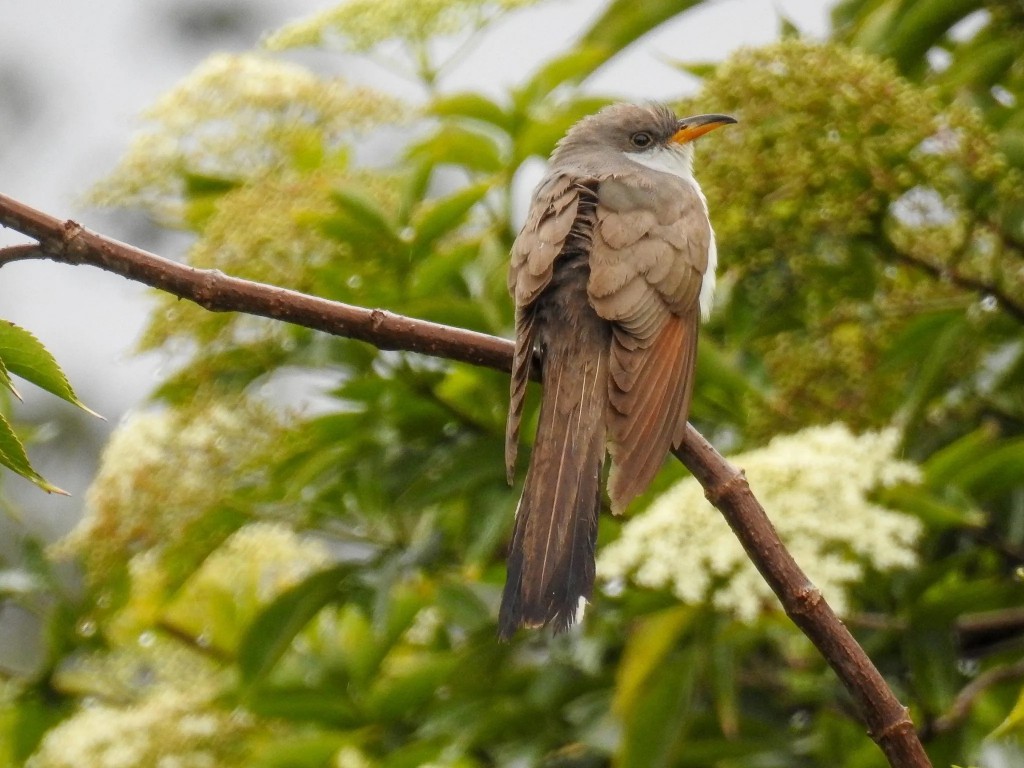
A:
[892,251,1024,325]
[0,192,933,768]
[929,659,1024,736]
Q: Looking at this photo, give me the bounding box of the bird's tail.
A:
[498,340,608,640]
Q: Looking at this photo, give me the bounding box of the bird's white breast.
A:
[625,145,717,320]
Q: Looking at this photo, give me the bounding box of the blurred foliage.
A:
[3,0,1024,767]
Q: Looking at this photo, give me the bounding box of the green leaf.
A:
[943,438,1024,500]
[922,430,1024,499]
[245,687,361,726]
[877,483,985,530]
[237,564,352,687]
[365,651,459,721]
[884,310,967,435]
[580,0,704,55]
[618,645,699,768]
[410,181,491,257]
[846,0,984,75]
[938,36,1018,92]
[323,187,406,254]
[0,412,66,494]
[0,356,20,400]
[0,320,100,417]
[249,733,350,768]
[427,93,512,131]
[669,60,719,80]
[924,424,998,487]
[710,629,739,738]
[779,13,801,39]
[405,125,505,174]
[513,46,612,108]
[992,685,1024,738]
[334,604,386,687]
[613,605,693,719]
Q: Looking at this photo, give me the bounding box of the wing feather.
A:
[588,175,711,511]
[506,173,587,480]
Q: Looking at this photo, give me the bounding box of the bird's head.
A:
[552,103,736,180]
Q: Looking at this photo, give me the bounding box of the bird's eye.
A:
[630,131,653,148]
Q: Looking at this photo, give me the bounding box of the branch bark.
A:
[0,192,932,768]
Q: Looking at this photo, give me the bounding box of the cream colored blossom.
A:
[90,52,402,221]
[53,400,287,591]
[597,424,923,622]
[50,631,223,702]
[334,745,374,768]
[136,167,401,353]
[26,688,257,768]
[266,0,543,52]
[161,522,331,653]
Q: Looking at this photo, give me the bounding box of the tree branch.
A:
[928,658,1024,737]
[0,192,932,768]
[892,250,1024,325]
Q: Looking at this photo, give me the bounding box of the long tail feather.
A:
[499,337,608,640]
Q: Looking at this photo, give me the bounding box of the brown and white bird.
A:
[500,103,735,639]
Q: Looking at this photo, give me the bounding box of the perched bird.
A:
[500,103,735,639]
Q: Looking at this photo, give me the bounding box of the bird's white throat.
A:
[626,143,695,181]
[624,144,717,320]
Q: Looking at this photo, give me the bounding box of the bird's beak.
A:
[671,114,737,144]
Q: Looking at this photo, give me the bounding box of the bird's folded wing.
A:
[587,175,711,510]
[505,173,583,480]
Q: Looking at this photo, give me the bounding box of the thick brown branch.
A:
[0,193,932,768]
[0,195,510,373]
[671,435,930,768]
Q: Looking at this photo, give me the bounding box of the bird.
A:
[499,103,736,640]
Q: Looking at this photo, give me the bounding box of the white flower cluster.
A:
[91,52,401,221]
[159,522,331,652]
[26,688,253,768]
[54,400,287,589]
[175,521,330,605]
[597,424,923,621]
[266,0,543,52]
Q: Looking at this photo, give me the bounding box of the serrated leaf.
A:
[0,356,20,400]
[0,320,100,418]
[427,93,512,131]
[237,564,351,687]
[410,181,491,257]
[0,412,67,494]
